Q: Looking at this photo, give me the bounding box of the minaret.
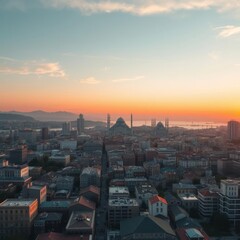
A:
[151,118,156,128]
[107,113,111,131]
[131,113,133,135]
[165,118,169,135]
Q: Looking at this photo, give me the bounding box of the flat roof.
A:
[109,187,129,195]
[0,199,36,207]
[221,179,240,185]
[178,194,198,201]
[109,198,139,207]
[40,201,70,208]
[135,184,158,194]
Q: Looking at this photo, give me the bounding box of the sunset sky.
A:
[1,0,240,122]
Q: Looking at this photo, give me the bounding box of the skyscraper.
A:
[228,120,240,140]
[62,122,71,136]
[131,113,133,135]
[77,114,85,134]
[41,127,49,140]
[107,113,111,131]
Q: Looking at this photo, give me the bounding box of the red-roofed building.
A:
[69,196,96,213]
[148,195,168,218]
[176,228,210,240]
[79,185,100,204]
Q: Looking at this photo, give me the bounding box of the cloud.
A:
[80,77,100,84]
[112,75,144,83]
[0,56,18,62]
[215,25,240,38]
[0,58,65,77]
[39,0,240,16]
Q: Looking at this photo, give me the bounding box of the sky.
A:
[1,0,240,122]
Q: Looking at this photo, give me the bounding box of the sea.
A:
[124,120,226,129]
[0,121,226,134]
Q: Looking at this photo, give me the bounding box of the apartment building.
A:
[0,199,38,239]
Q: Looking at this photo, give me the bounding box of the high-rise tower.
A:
[77,114,85,134]
[131,113,133,135]
[228,120,240,140]
[165,118,169,132]
[107,114,111,131]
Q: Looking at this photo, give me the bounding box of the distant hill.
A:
[9,110,78,122]
[0,113,36,122]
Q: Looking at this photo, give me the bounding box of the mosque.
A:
[108,116,132,136]
[107,114,168,138]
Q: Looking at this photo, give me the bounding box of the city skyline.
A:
[1,0,240,122]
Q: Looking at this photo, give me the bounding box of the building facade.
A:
[0,199,38,240]
[219,179,240,229]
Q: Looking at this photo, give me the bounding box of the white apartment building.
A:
[148,195,168,218]
[219,179,240,228]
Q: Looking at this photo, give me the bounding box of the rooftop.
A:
[135,184,158,195]
[149,195,168,205]
[178,194,198,201]
[66,211,94,231]
[221,179,240,185]
[198,189,219,197]
[176,228,209,240]
[80,185,100,196]
[40,201,70,209]
[73,196,96,210]
[0,199,37,207]
[109,198,139,207]
[109,186,129,195]
[35,212,63,222]
[120,215,175,237]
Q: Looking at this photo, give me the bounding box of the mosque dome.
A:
[154,121,167,138]
[109,117,131,136]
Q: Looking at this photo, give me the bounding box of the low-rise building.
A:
[66,210,95,235]
[172,183,197,195]
[125,166,145,178]
[34,212,63,235]
[56,175,74,192]
[0,163,32,186]
[176,228,210,240]
[178,194,198,211]
[80,167,101,190]
[108,198,139,228]
[148,195,168,218]
[22,184,47,205]
[60,140,77,150]
[69,196,96,213]
[0,199,38,240]
[109,186,130,200]
[79,185,100,203]
[120,215,177,240]
[49,152,70,166]
[135,183,158,206]
[125,177,148,192]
